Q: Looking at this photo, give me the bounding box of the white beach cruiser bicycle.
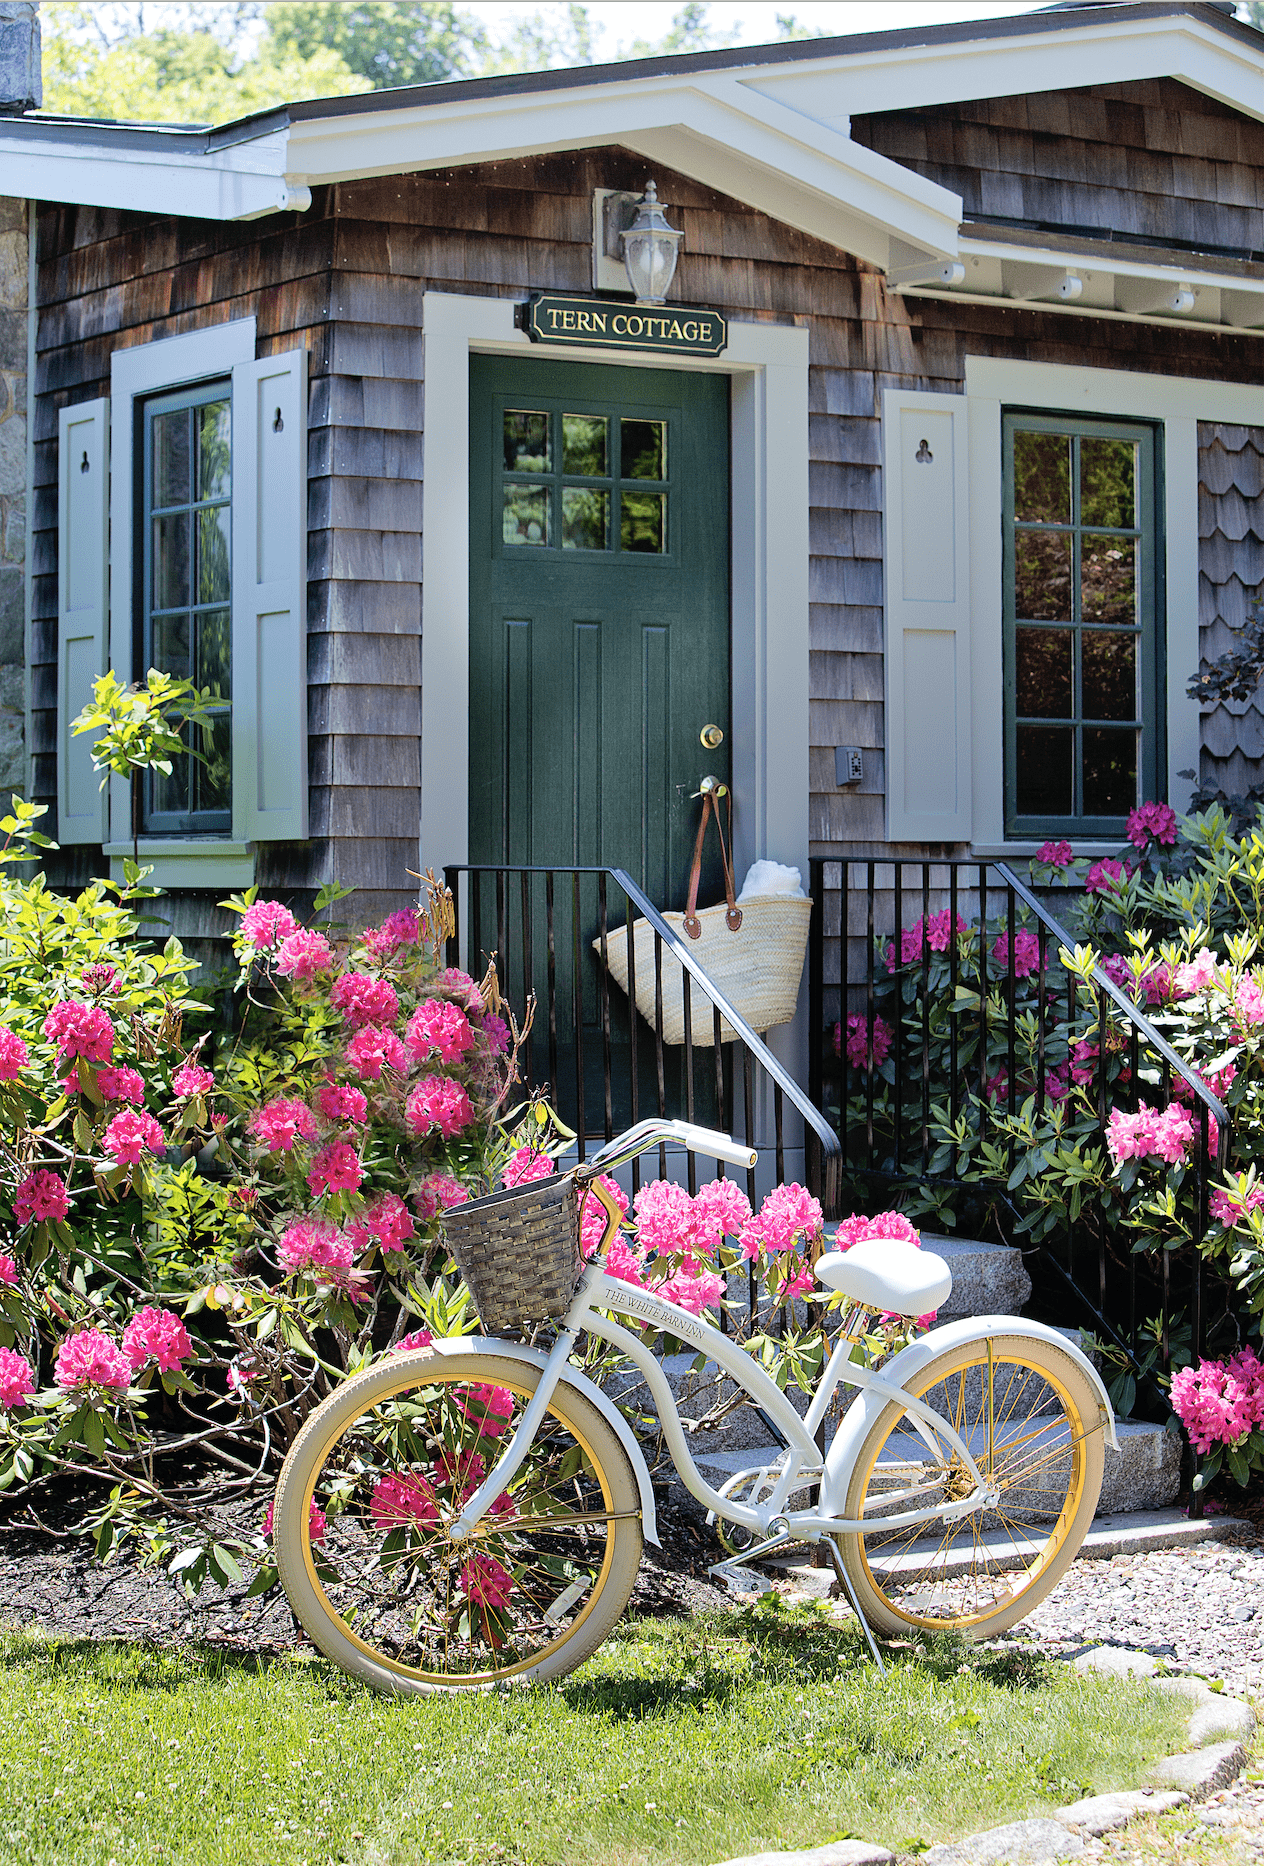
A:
[273,1117,1118,1693]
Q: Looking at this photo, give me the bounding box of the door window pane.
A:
[152,611,190,680]
[622,419,666,481]
[503,485,550,545]
[197,399,231,500]
[197,506,231,605]
[1081,536,1136,626]
[1016,726,1072,816]
[562,415,607,477]
[1015,532,1072,621]
[1016,627,1071,718]
[153,512,190,611]
[1013,431,1070,524]
[621,492,666,553]
[1082,631,1136,722]
[1080,437,1137,529]
[503,412,550,473]
[1083,728,1138,816]
[562,488,609,551]
[153,409,191,510]
[197,608,231,701]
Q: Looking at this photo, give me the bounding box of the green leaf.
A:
[82,1407,106,1460]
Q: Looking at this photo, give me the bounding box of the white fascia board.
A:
[283,73,962,262]
[746,16,1264,126]
[956,236,1264,298]
[0,128,298,220]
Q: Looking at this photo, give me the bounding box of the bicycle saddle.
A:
[814,1239,952,1317]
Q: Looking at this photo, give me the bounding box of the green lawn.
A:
[0,1606,1190,1866]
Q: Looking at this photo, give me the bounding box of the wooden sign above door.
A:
[519,293,728,357]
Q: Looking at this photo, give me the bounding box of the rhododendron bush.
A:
[825,802,1264,1462]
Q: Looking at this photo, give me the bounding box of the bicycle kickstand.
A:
[824,1536,887,1675]
[706,1529,794,1592]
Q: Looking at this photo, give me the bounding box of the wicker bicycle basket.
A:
[442,1172,583,1335]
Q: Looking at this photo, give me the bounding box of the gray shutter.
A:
[882,389,972,844]
[57,397,110,844]
[231,348,308,841]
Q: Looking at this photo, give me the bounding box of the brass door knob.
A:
[700,723,724,749]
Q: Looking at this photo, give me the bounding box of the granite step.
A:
[910,1234,1033,1320]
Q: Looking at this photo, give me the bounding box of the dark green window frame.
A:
[1003,409,1164,841]
[136,378,233,836]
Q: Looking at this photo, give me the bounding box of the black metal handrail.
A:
[444,862,842,1211]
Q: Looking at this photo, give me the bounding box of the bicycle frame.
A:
[454,1257,997,1546]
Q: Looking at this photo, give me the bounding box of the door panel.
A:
[469,355,731,1132]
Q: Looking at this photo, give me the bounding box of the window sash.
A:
[1002,409,1164,839]
[138,378,233,836]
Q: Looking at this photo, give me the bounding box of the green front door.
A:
[468,354,731,1129]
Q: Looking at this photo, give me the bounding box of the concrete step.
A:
[913,1234,1033,1320]
[691,1415,1180,1517]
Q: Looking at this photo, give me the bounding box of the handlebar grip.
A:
[672,1121,757,1170]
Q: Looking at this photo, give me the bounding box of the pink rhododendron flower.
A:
[1171,1349,1264,1454]
[103,1109,166,1166]
[0,1255,15,1285]
[362,910,423,960]
[460,1383,514,1438]
[580,1173,631,1259]
[780,1263,816,1301]
[502,1146,555,1189]
[1106,1100,1213,1168]
[693,1178,753,1248]
[97,1065,146,1105]
[992,928,1041,979]
[249,1097,318,1153]
[834,1211,920,1249]
[261,1498,325,1543]
[306,1140,364,1198]
[632,1178,698,1258]
[55,1328,130,1392]
[1174,948,1221,996]
[364,1193,416,1253]
[985,1067,1009,1105]
[0,1027,28,1080]
[316,1081,368,1125]
[462,1552,513,1611]
[0,1346,33,1409]
[13,1169,69,1225]
[274,928,333,981]
[885,911,967,972]
[742,1183,823,1257]
[370,1472,438,1530]
[330,971,400,1030]
[1106,1105,1159,1164]
[405,1075,474,1139]
[1140,964,1173,1007]
[435,968,485,1015]
[1045,1065,1071,1105]
[479,1012,510,1056]
[122,1305,193,1373]
[43,1000,114,1064]
[1085,857,1130,896]
[406,999,475,1065]
[1127,801,1179,850]
[1210,1182,1264,1228]
[392,1328,434,1353]
[172,1060,214,1099]
[412,1173,470,1221]
[81,963,118,994]
[605,1236,648,1287]
[838,1013,894,1071]
[1037,840,1073,867]
[239,899,300,950]
[657,1260,725,1315]
[1235,977,1264,1030]
[346,1023,408,1081]
[277,1218,355,1279]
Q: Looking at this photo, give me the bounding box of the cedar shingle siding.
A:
[29,104,1264,948]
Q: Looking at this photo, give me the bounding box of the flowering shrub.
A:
[1171,1348,1264,1487]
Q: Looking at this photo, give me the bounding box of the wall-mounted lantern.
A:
[592,181,683,303]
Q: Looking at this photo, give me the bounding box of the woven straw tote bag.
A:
[597,789,811,1048]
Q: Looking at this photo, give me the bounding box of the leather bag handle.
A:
[682,787,742,940]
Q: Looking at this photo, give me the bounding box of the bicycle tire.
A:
[837,1331,1106,1639]
[274,1345,643,1693]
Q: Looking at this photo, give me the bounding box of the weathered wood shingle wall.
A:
[1198,422,1264,801]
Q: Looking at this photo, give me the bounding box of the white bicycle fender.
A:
[820,1313,1119,1516]
[430,1336,659,1545]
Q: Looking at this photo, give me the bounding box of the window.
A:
[500,407,670,554]
[1003,412,1162,838]
[139,382,233,834]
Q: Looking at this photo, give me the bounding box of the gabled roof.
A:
[3,1,1261,279]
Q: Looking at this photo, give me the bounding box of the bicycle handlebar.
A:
[581,1118,757,1177]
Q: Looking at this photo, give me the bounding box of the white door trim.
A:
[419,288,810,897]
